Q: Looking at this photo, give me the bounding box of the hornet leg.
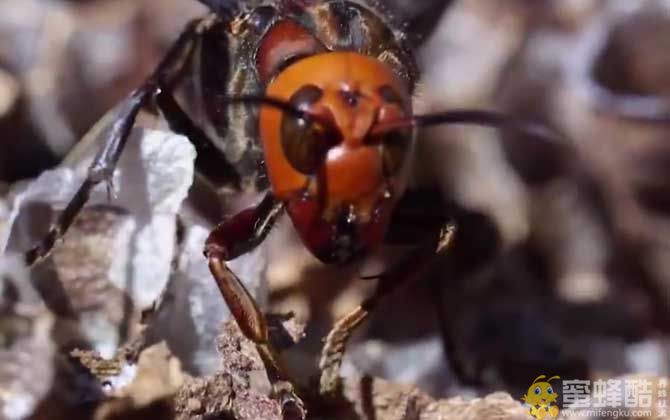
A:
[319,222,456,397]
[26,15,219,265]
[204,192,306,419]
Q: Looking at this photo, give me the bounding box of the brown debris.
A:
[336,376,533,420]
[176,375,282,420]
[174,375,236,419]
[174,320,285,420]
[340,376,434,420]
[93,342,185,420]
[111,342,184,404]
[71,348,125,379]
[420,393,531,420]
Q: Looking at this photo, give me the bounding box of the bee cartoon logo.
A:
[522,375,561,419]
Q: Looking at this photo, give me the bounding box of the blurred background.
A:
[0,0,669,419]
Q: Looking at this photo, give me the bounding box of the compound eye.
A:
[379,85,402,105]
[547,387,553,395]
[281,85,338,174]
[380,129,411,176]
[534,387,542,395]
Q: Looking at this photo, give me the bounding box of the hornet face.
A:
[260,52,414,263]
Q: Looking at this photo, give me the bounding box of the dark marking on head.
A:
[290,84,324,108]
[381,129,411,176]
[280,85,337,174]
[379,85,402,105]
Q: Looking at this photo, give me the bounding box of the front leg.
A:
[203,192,305,418]
[25,15,219,265]
[319,221,456,397]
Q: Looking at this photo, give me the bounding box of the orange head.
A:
[259,51,414,263]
